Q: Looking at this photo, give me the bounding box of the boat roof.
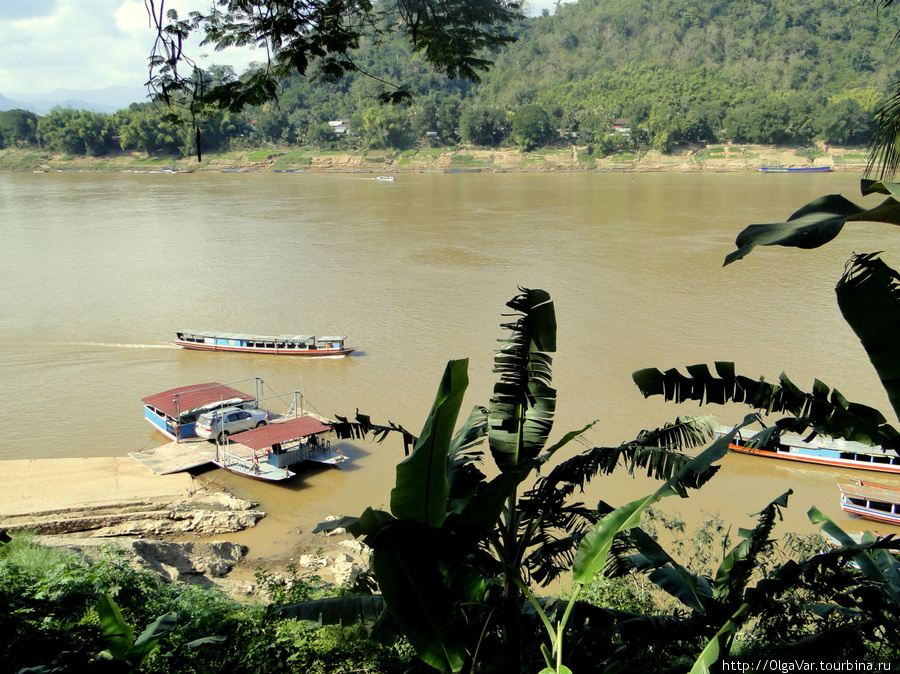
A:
[142,383,255,417]
[839,481,900,505]
[236,415,332,450]
[720,425,889,456]
[178,330,346,342]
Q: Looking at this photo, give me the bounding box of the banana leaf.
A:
[836,252,900,424]
[391,358,469,527]
[724,180,900,265]
[488,287,558,473]
[370,521,467,673]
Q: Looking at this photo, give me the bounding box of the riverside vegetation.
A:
[6,286,900,673]
[1,0,896,160]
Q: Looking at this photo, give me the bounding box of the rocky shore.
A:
[0,457,370,600]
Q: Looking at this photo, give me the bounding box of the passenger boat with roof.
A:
[141,378,262,440]
[716,426,900,475]
[175,330,355,357]
[839,480,900,527]
[213,414,345,481]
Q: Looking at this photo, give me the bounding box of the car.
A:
[195,406,269,443]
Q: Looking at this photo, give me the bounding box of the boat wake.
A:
[69,342,180,350]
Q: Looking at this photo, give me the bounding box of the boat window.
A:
[849,498,866,506]
[872,501,892,512]
[873,455,890,464]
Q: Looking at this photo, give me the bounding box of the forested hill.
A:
[467,0,900,147]
[3,0,899,156]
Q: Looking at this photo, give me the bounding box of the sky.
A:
[0,0,565,97]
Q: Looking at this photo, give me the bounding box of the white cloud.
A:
[0,0,259,96]
[0,0,565,96]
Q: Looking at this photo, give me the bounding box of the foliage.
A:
[0,534,411,673]
[317,287,725,673]
[510,104,556,150]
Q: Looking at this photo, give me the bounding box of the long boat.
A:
[717,426,900,475]
[758,166,832,173]
[175,330,356,357]
[839,481,900,527]
[213,414,346,481]
[142,379,261,440]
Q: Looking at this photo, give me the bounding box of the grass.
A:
[610,151,636,162]
[247,150,283,162]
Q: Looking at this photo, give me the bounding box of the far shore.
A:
[0,143,870,174]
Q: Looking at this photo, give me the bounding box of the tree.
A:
[146,0,521,115]
[289,288,732,673]
[458,105,507,145]
[0,109,38,147]
[510,104,555,150]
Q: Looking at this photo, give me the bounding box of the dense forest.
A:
[1,0,897,157]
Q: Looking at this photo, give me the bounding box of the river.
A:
[1,169,895,559]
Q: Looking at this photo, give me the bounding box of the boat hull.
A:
[758,166,832,173]
[840,482,900,527]
[728,443,900,475]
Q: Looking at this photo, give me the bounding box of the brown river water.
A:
[1,169,896,561]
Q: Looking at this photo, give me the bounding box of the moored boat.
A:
[213,414,346,481]
[839,481,900,527]
[142,379,262,440]
[758,166,832,173]
[175,330,356,357]
[716,426,900,475]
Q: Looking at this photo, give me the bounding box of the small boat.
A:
[376,176,395,181]
[839,480,900,527]
[758,166,832,173]
[142,379,262,440]
[717,426,900,475]
[213,414,346,481]
[175,330,356,357]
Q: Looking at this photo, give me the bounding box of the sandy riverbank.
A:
[0,144,869,174]
[0,457,369,595]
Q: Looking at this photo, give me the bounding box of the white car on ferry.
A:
[195,407,269,443]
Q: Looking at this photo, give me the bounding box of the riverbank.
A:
[0,457,368,597]
[0,143,869,173]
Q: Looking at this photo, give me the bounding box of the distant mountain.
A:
[0,86,149,115]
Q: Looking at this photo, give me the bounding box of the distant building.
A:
[612,119,631,136]
[328,120,350,135]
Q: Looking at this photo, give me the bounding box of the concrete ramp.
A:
[129,440,216,475]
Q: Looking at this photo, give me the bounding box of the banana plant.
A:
[309,288,722,673]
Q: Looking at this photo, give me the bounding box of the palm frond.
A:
[633,362,900,451]
[488,287,558,472]
[868,81,900,179]
[330,411,419,456]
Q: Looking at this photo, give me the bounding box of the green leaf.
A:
[97,593,134,662]
[724,194,865,265]
[270,595,386,624]
[572,417,750,584]
[836,253,900,424]
[489,288,558,472]
[371,522,466,673]
[391,359,469,527]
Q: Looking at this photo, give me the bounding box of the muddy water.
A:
[1,170,896,561]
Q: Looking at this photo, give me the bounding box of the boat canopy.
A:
[142,383,255,418]
[179,330,321,342]
[236,416,331,450]
[839,482,900,506]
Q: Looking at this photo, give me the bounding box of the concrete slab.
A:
[0,457,199,518]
